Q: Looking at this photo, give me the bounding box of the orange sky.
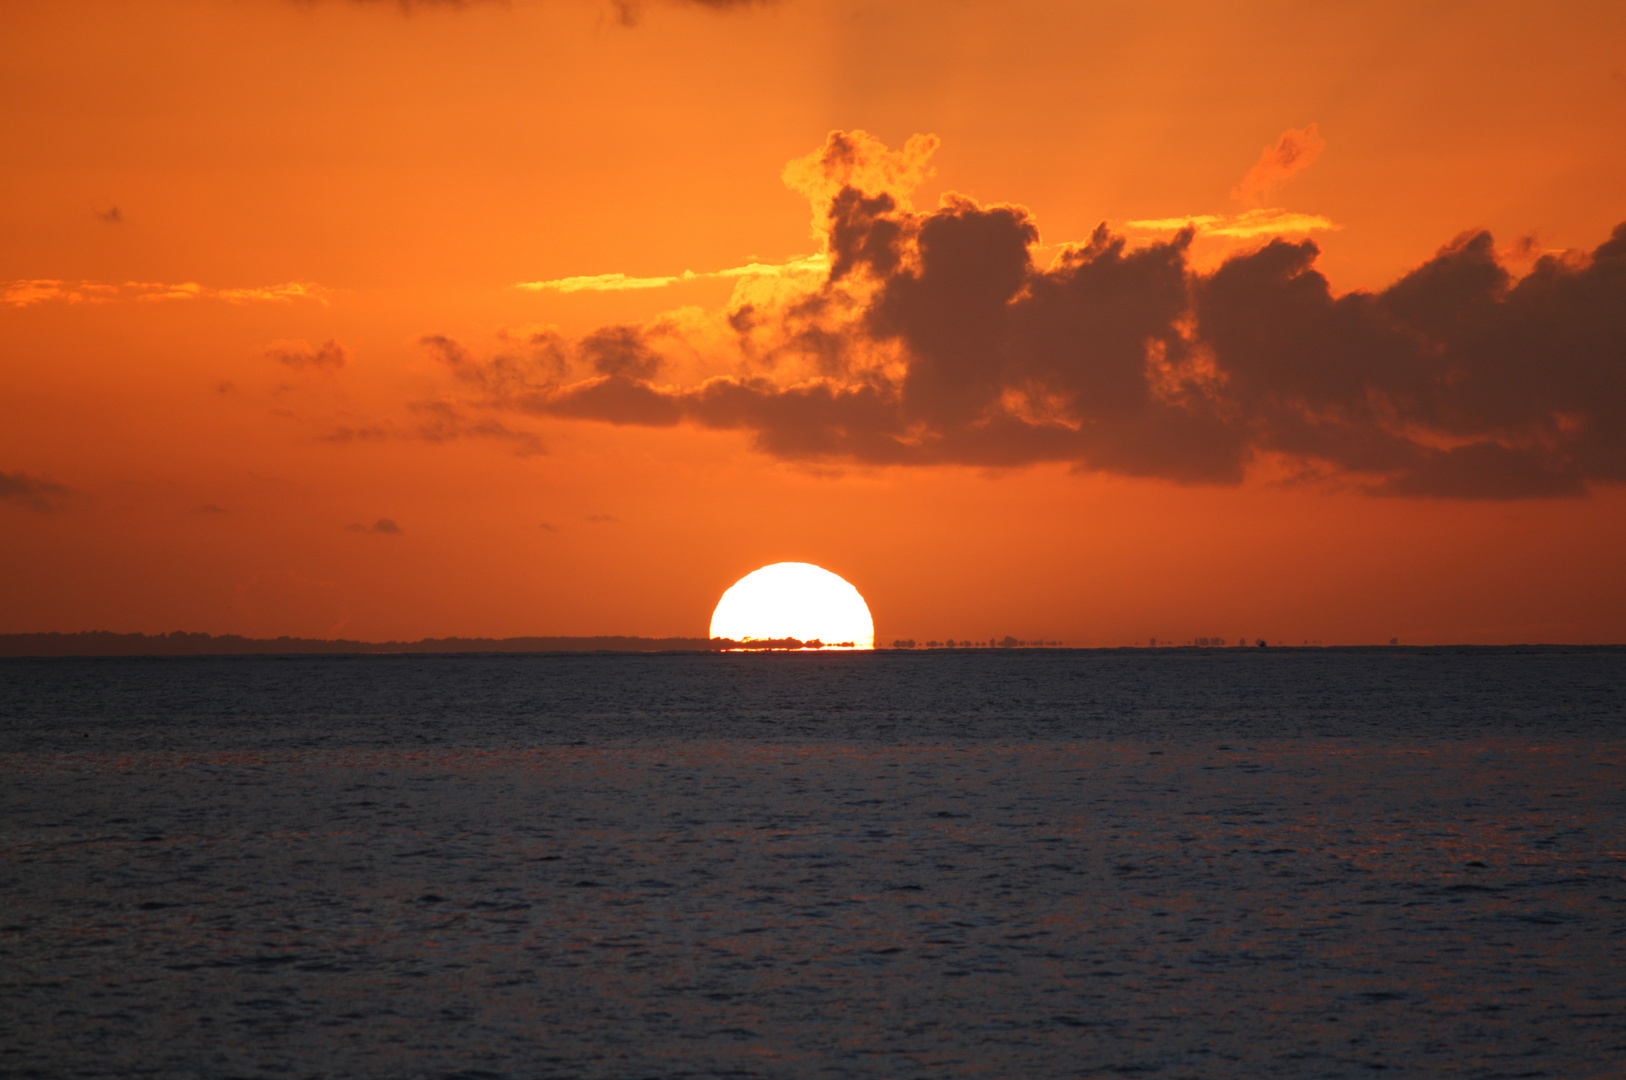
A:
[4,0,1625,645]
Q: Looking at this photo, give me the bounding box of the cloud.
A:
[0,470,70,512]
[783,129,939,236]
[516,254,826,294]
[2,280,112,306]
[303,0,770,20]
[265,338,350,372]
[1124,208,1338,239]
[96,206,122,224]
[610,0,772,26]
[1,279,331,307]
[520,271,682,293]
[347,518,402,534]
[424,131,1626,500]
[316,396,547,456]
[1232,123,1326,203]
[405,400,548,454]
[190,504,232,514]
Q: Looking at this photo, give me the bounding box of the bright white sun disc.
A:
[709,562,875,650]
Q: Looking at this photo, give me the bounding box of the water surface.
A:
[2,648,1622,1078]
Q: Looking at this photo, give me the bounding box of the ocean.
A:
[2,647,1623,1078]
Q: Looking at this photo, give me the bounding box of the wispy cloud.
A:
[1233,123,1326,203]
[2,279,332,307]
[522,272,685,294]
[265,339,350,372]
[516,254,827,294]
[0,470,71,512]
[317,400,546,456]
[346,517,402,535]
[1123,209,1338,239]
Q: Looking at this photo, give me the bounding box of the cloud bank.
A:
[437,131,1626,499]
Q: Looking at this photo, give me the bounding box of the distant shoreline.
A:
[0,631,755,657]
[2,632,1623,658]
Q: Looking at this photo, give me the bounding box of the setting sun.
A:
[709,563,874,649]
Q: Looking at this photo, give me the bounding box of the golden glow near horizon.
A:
[709,563,875,650]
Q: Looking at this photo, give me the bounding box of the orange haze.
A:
[4,0,1625,646]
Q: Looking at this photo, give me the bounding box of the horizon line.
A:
[2,631,1624,659]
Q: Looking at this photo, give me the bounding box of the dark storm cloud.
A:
[0,470,70,512]
[438,144,1626,497]
[1196,224,1626,495]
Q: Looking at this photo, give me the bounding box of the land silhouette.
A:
[0,632,847,657]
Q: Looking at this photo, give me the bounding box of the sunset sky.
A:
[3,0,1625,645]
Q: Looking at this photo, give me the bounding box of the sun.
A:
[709,562,875,650]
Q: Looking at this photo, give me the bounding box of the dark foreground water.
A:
[2,647,1624,1079]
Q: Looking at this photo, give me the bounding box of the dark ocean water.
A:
[2,648,1623,1078]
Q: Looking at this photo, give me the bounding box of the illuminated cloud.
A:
[3,281,65,306]
[1124,208,1338,239]
[520,272,682,293]
[516,254,826,294]
[2,279,331,307]
[430,132,1626,500]
[1233,123,1326,203]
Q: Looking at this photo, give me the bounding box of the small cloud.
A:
[407,399,547,455]
[211,281,332,304]
[0,470,71,512]
[1124,208,1338,239]
[520,272,681,294]
[96,206,123,224]
[297,0,770,20]
[2,280,84,307]
[539,522,558,532]
[612,0,772,26]
[323,424,391,444]
[265,338,350,372]
[1232,123,1325,204]
[347,518,402,534]
[2,278,330,307]
[190,504,231,515]
[586,513,618,523]
[515,254,825,294]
